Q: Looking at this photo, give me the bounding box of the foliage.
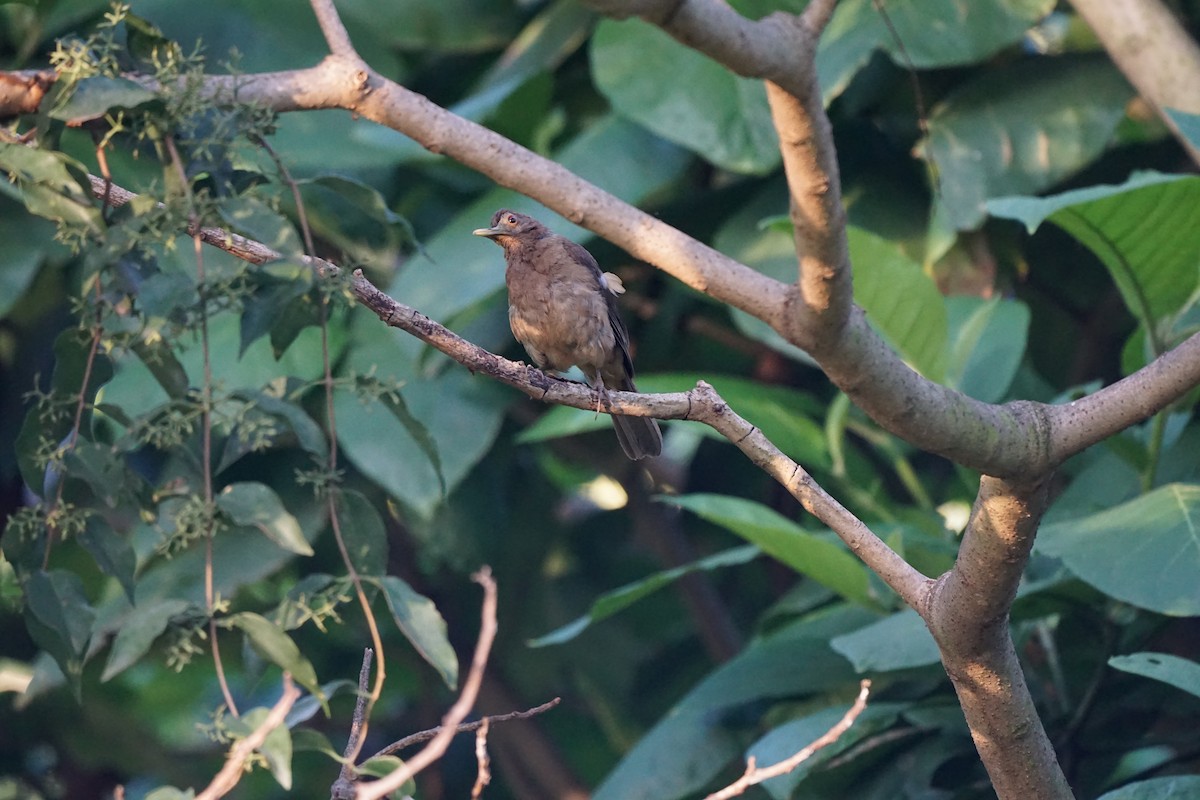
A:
[1,1,1199,799]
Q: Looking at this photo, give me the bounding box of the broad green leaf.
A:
[332,489,388,577]
[989,173,1200,331]
[530,545,760,647]
[817,0,1056,100]
[1109,652,1200,700]
[1036,484,1200,615]
[373,381,445,497]
[0,142,102,230]
[1098,776,1200,800]
[218,196,304,260]
[371,575,458,689]
[0,205,54,318]
[922,56,1132,231]
[591,18,777,174]
[229,706,293,789]
[849,227,947,381]
[519,373,828,467]
[749,704,903,799]
[217,482,313,557]
[594,605,871,800]
[77,516,136,602]
[830,609,940,671]
[333,312,509,518]
[101,598,192,681]
[944,296,1030,402]
[668,494,873,607]
[49,75,160,123]
[25,570,95,689]
[228,612,324,705]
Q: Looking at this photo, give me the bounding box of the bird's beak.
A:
[472,226,503,238]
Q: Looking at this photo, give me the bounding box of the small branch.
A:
[308,0,360,60]
[330,649,375,799]
[471,718,492,799]
[704,679,871,800]
[373,698,561,758]
[356,567,499,800]
[195,675,301,800]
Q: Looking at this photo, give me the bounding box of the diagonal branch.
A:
[78,170,930,610]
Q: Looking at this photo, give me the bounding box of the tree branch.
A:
[924,477,1072,799]
[1067,0,1200,167]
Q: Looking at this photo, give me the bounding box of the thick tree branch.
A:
[924,477,1072,800]
[1067,0,1200,166]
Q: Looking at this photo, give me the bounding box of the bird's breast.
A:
[507,266,615,374]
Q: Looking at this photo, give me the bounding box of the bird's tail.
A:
[609,376,663,460]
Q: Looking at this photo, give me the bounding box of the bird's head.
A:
[472,209,545,245]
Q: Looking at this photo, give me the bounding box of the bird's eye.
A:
[506,215,517,224]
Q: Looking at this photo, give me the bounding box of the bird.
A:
[473,209,663,460]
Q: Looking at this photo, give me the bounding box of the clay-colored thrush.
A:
[473,210,663,460]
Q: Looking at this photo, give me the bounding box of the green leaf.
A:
[50,75,160,123]
[372,575,458,689]
[77,516,136,602]
[849,227,947,381]
[944,296,1030,402]
[228,612,324,706]
[374,382,445,497]
[358,756,415,794]
[0,142,102,230]
[817,0,1056,101]
[989,173,1200,331]
[334,314,508,518]
[922,56,1132,230]
[1036,484,1200,616]
[101,599,192,681]
[25,570,95,689]
[667,494,874,607]
[1108,652,1200,700]
[530,545,760,647]
[0,205,54,318]
[1098,776,1200,800]
[830,609,940,671]
[591,18,777,174]
[229,706,293,789]
[217,482,313,557]
[332,489,388,577]
[218,196,303,259]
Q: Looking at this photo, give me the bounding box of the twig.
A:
[374,698,561,757]
[308,0,359,59]
[330,649,375,799]
[471,718,491,799]
[356,567,499,800]
[195,675,301,800]
[704,679,871,800]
